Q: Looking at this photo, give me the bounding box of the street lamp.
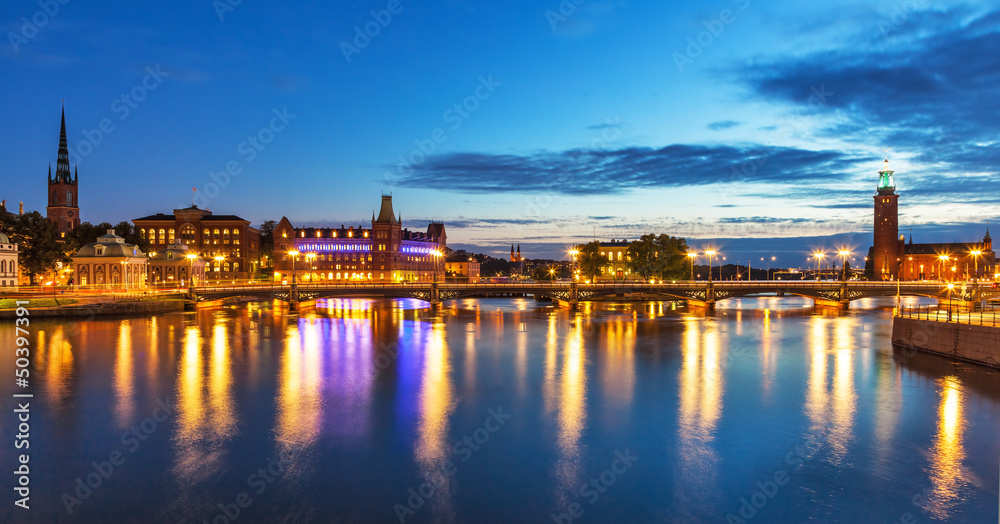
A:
[568,249,579,281]
[946,282,955,321]
[705,250,717,283]
[938,254,950,282]
[120,259,127,290]
[970,250,983,282]
[186,253,197,288]
[214,256,225,285]
[288,250,299,284]
[432,250,443,282]
[687,252,697,281]
[813,252,825,280]
[838,249,850,281]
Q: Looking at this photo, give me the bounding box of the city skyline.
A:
[2,1,998,262]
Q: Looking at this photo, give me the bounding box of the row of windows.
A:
[294,230,370,239]
[600,251,629,261]
[0,260,14,274]
[140,227,240,245]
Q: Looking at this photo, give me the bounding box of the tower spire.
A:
[55,105,71,183]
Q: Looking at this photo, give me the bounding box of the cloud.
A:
[394,144,863,195]
[737,8,1000,176]
[707,120,741,131]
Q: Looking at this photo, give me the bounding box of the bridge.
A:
[186,280,1000,310]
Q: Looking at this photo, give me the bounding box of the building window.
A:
[181,225,196,244]
[233,262,239,272]
[233,230,240,245]
[140,228,146,240]
[66,190,73,207]
[168,229,175,244]
[213,229,220,244]
[158,229,165,244]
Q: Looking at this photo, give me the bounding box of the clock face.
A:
[68,211,74,217]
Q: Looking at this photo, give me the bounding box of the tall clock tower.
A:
[873,156,900,280]
[47,106,80,237]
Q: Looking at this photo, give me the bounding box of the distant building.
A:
[46,107,81,238]
[869,157,995,281]
[596,239,631,280]
[445,253,480,282]
[71,229,147,288]
[133,206,261,281]
[0,231,19,289]
[273,195,446,283]
[147,242,207,286]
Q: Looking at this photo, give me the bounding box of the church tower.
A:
[46,106,80,237]
[873,156,899,280]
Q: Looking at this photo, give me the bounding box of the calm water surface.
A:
[1,297,998,523]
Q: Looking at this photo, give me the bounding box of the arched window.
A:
[203,229,210,244]
[168,229,175,244]
[213,229,220,245]
[181,225,196,244]
[66,190,73,206]
[140,228,146,240]
[158,229,165,244]
[223,229,230,244]
[233,229,240,245]
[224,262,231,272]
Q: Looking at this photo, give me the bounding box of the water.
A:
[1,297,998,523]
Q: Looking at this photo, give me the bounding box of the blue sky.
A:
[2,0,999,266]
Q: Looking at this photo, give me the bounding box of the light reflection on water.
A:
[0,296,997,523]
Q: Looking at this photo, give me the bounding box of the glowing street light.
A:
[938,254,950,282]
[687,252,697,281]
[838,249,851,281]
[186,253,197,287]
[970,250,983,282]
[288,250,300,284]
[705,250,717,283]
[813,252,825,280]
[432,250,443,282]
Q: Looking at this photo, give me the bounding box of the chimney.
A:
[107,229,115,236]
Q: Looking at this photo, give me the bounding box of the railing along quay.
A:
[897,304,1000,327]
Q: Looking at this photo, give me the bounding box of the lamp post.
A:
[970,250,982,282]
[288,250,299,284]
[432,250,442,282]
[120,259,127,291]
[214,256,225,285]
[946,282,954,321]
[186,254,197,288]
[705,250,716,282]
[839,249,850,281]
[568,249,579,281]
[938,254,949,282]
[813,252,825,280]
[688,252,697,281]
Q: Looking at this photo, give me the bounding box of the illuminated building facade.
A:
[0,231,18,289]
[132,206,261,281]
[597,240,631,280]
[147,242,207,285]
[273,195,446,283]
[71,229,147,288]
[445,254,481,282]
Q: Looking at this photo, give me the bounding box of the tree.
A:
[0,211,66,285]
[625,234,689,281]
[258,220,277,268]
[531,266,557,281]
[64,221,150,256]
[576,241,608,281]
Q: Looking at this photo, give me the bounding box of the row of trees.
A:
[575,234,690,281]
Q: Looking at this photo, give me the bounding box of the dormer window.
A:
[96,246,104,256]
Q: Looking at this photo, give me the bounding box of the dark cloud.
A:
[738,8,1000,175]
[394,144,863,195]
[707,120,741,131]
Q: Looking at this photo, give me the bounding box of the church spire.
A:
[55,105,72,184]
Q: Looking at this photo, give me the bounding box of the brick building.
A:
[273,195,446,283]
[46,107,80,238]
[133,206,261,281]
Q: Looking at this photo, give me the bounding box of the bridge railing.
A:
[897,304,1000,326]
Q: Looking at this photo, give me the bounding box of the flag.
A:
[192,187,197,192]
